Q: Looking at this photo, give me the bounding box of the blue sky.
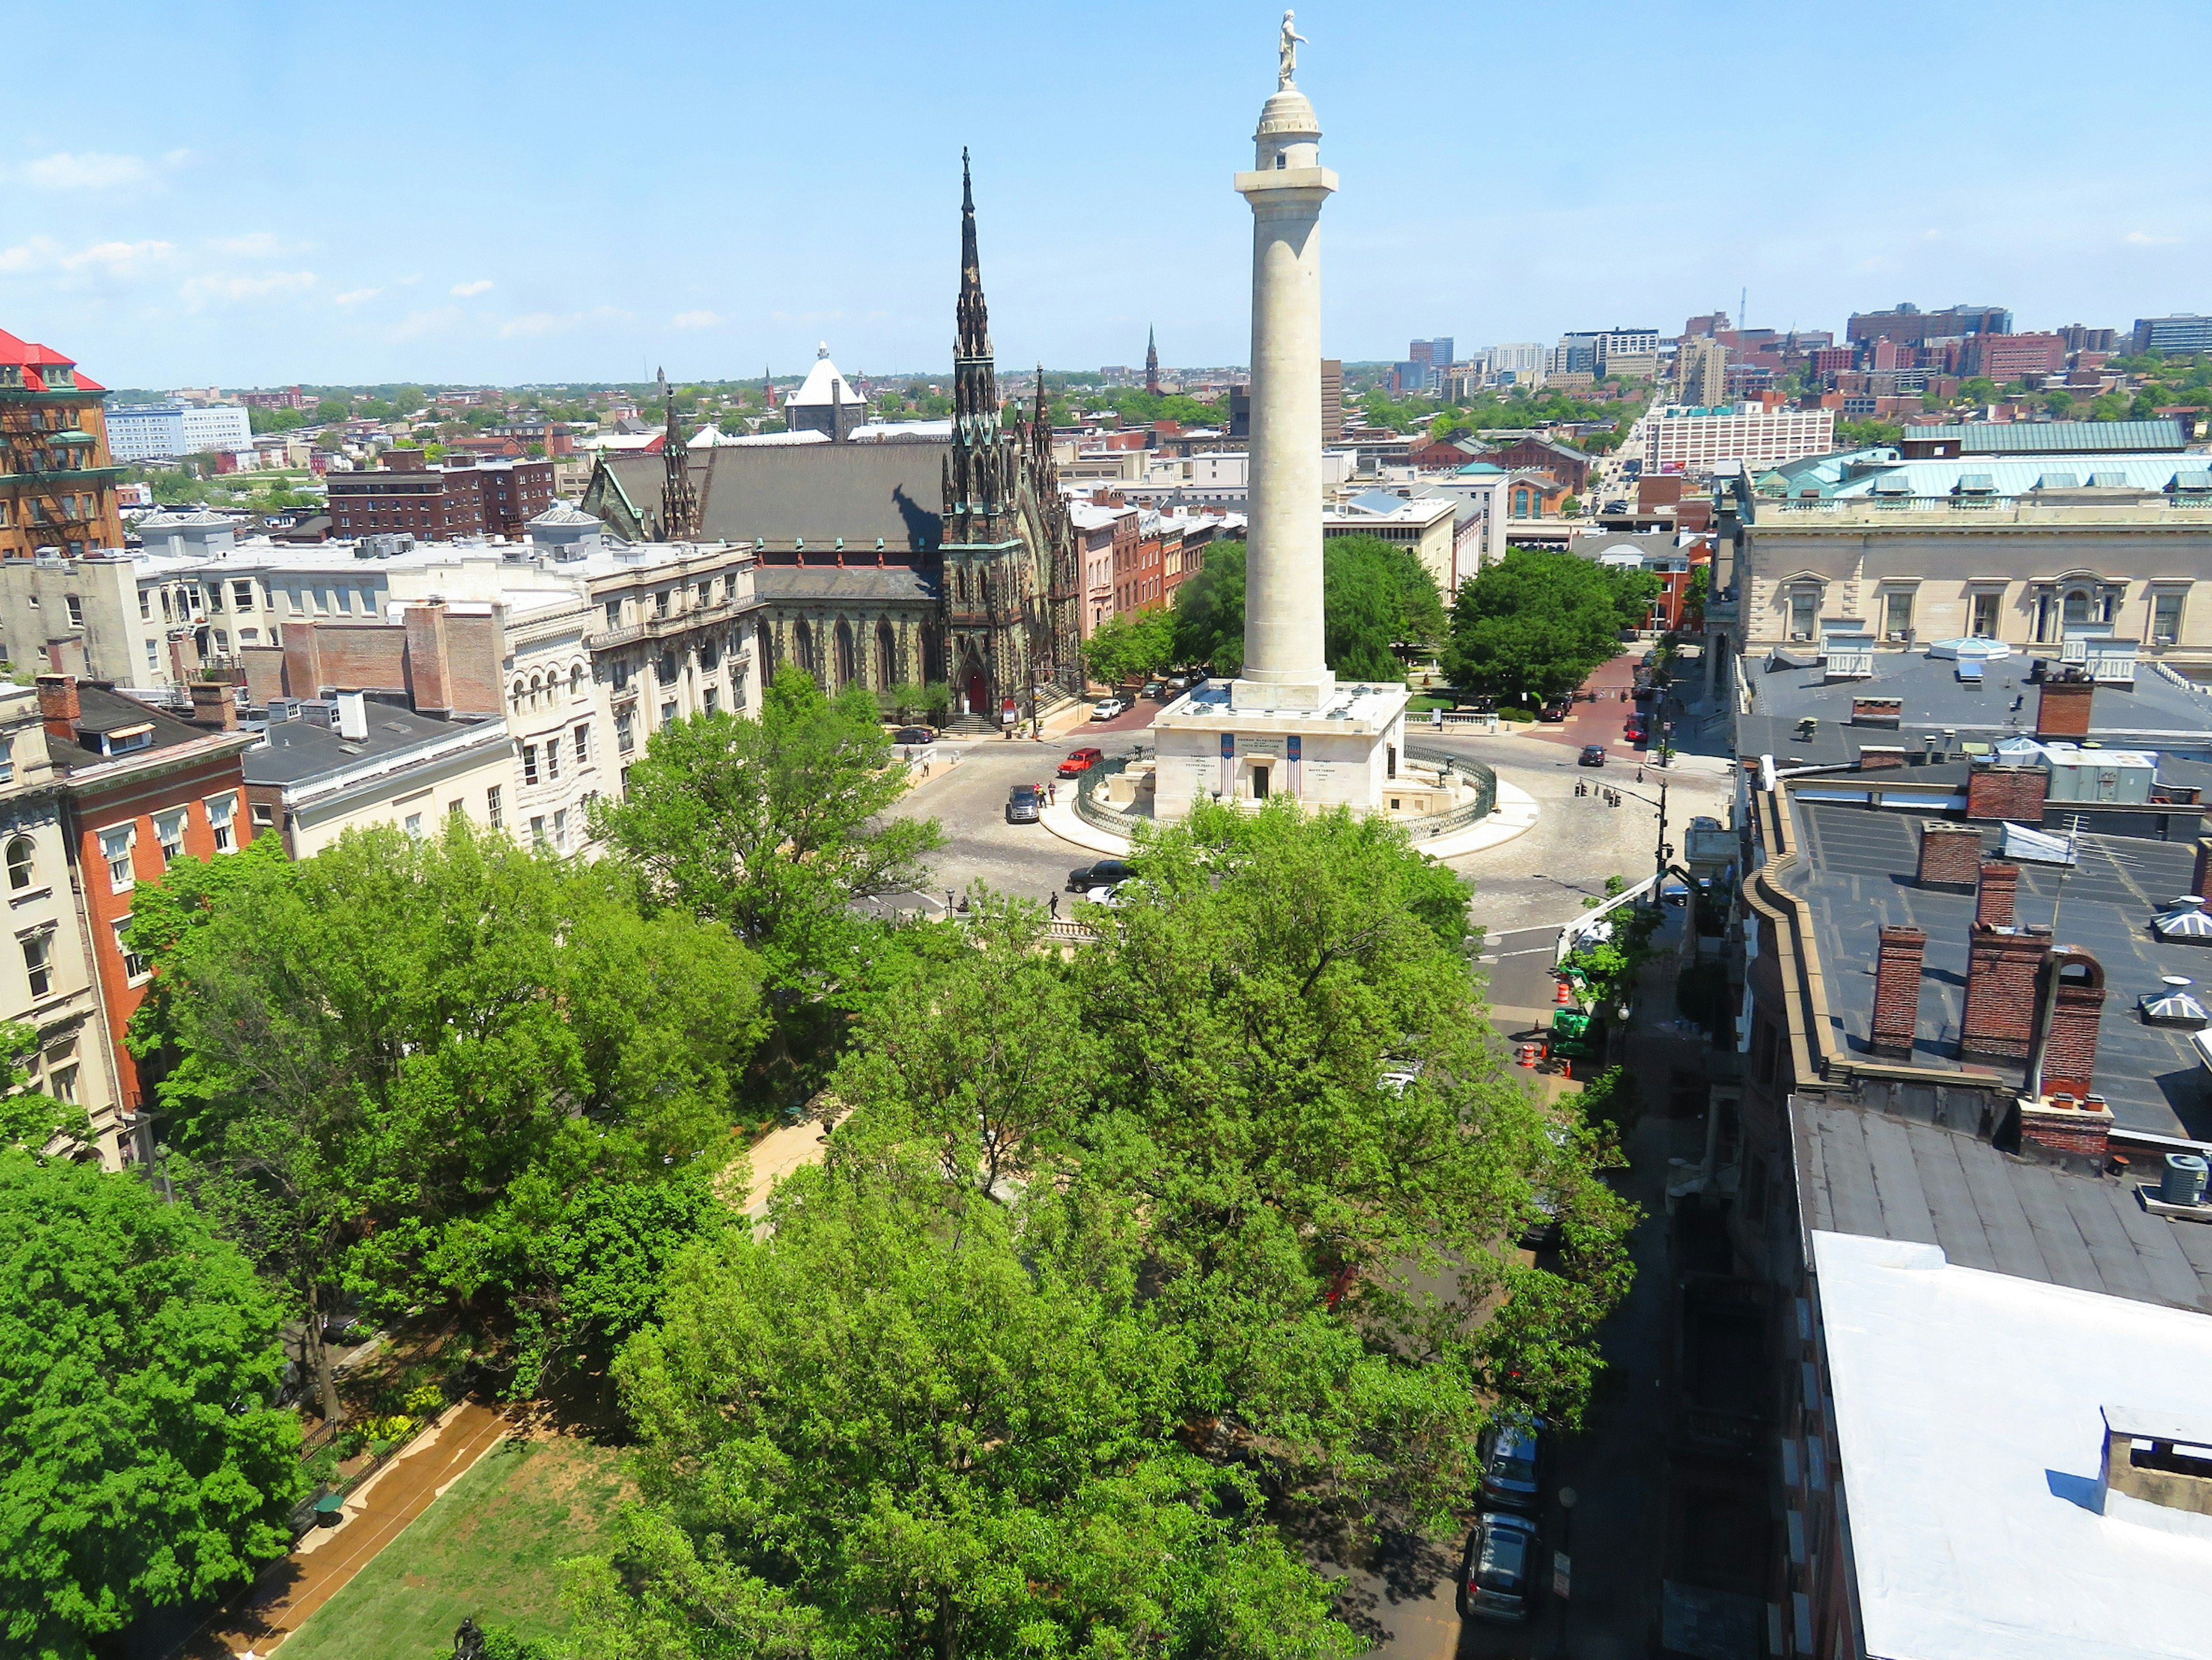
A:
[3,1,2207,388]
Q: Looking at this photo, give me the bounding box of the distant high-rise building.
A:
[1845,302,2012,346]
[1145,326,1161,396]
[1321,358,1343,441]
[2130,315,2212,356]
[1676,336,1729,407]
[1396,339,1452,392]
[1682,311,1732,338]
[1554,331,1602,376]
[2058,324,2118,354]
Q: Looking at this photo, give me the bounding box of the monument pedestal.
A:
[1149,678,1412,818]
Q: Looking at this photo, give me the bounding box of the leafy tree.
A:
[1958,376,1997,406]
[1173,538,1249,673]
[2042,390,2075,417]
[1173,535,1444,683]
[129,823,764,1399]
[1444,547,1658,705]
[0,1023,91,1154]
[588,666,941,1092]
[582,1162,1355,1660]
[1836,418,1904,449]
[1082,607,1176,687]
[0,1152,304,1659]
[314,399,349,423]
[1063,800,1634,1511]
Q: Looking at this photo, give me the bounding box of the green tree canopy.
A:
[1444,547,1657,704]
[587,667,942,1094]
[1836,418,1904,449]
[1081,607,1177,687]
[128,822,766,1397]
[0,1152,304,1659]
[1173,535,1444,683]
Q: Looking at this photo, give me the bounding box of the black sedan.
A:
[1578,744,1607,767]
[1067,858,1134,891]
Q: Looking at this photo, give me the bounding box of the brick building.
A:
[34,674,258,1140]
[327,452,553,540]
[0,329,124,561]
[1961,332,2067,381]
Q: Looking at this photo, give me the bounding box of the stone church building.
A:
[581,156,1081,721]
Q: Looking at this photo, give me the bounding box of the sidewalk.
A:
[184,1402,510,1658]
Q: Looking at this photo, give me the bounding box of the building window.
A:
[97,825,134,893]
[206,793,238,852]
[569,665,583,699]
[404,812,423,837]
[2062,587,2094,627]
[529,815,547,849]
[251,801,276,828]
[115,920,151,985]
[233,580,255,610]
[553,808,568,852]
[1969,592,2001,639]
[48,1064,76,1104]
[65,596,83,630]
[21,932,51,999]
[3,838,31,890]
[2153,591,2184,645]
[139,591,151,619]
[522,743,539,784]
[154,808,188,864]
[1882,591,1913,641]
[615,710,634,754]
[654,589,671,619]
[573,724,589,765]
[486,785,503,828]
[1788,591,1819,641]
[660,700,677,727]
[703,686,719,715]
[546,741,561,782]
[605,599,622,631]
[656,651,677,686]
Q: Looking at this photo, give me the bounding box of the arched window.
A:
[529,674,544,706]
[512,679,527,708]
[794,619,816,678]
[834,620,857,690]
[5,837,32,891]
[569,664,584,698]
[699,636,721,671]
[876,620,897,689]
[2063,587,2094,626]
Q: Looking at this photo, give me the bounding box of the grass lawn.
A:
[279,1435,634,1660]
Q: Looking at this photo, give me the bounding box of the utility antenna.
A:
[1739,286,1748,330]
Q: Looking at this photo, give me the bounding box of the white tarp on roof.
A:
[1926,637,2014,662]
[2001,821,2078,865]
[1815,1229,2212,1660]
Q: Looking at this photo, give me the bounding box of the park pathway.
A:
[184,1401,512,1658]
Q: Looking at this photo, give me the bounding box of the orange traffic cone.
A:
[1516,1041,1539,1068]
[1554,978,1574,1005]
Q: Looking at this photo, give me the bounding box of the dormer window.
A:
[101,724,154,757]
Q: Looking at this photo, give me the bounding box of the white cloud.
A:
[59,239,175,275]
[450,279,494,297]
[2125,230,2180,247]
[334,286,382,306]
[499,311,582,338]
[181,270,317,306]
[15,152,153,190]
[673,309,725,330]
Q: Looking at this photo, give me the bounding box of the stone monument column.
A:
[1233,26,1338,710]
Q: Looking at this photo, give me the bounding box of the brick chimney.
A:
[188,680,238,731]
[403,601,453,718]
[2017,945,2112,1166]
[2029,946,2105,1101]
[1916,821,1983,891]
[1975,859,2020,929]
[1965,764,2048,823]
[2193,835,2212,903]
[35,674,79,742]
[1869,925,1927,1057]
[1961,924,2051,1061]
[2035,670,2094,739]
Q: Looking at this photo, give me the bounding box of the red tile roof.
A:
[0,327,104,392]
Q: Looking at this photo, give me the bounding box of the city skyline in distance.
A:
[3,0,2208,387]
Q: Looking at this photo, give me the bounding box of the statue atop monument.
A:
[1277,10,1306,89]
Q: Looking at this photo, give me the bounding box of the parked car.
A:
[1478,1417,1546,1515]
[1082,882,1128,906]
[1141,680,1167,699]
[1603,499,1628,515]
[1007,784,1042,824]
[1057,746,1105,777]
[1578,744,1607,767]
[1460,1512,1540,1623]
[892,725,937,745]
[1538,698,1571,723]
[1092,697,1130,721]
[1068,857,1134,891]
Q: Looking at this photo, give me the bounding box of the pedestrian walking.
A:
[1049,892,1059,918]
[1048,780,1057,805]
